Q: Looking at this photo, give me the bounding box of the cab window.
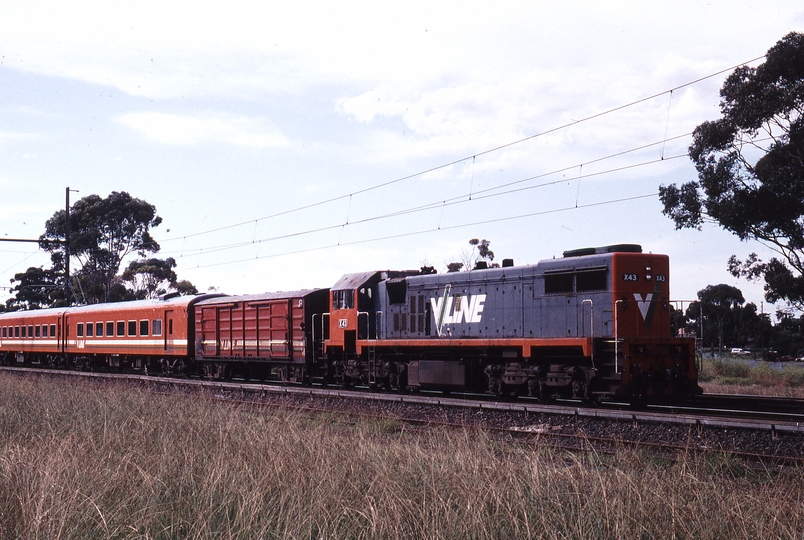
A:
[332,290,354,309]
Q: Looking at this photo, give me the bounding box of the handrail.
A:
[311,313,320,362]
[582,299,594,369]
[356,311,374,339]
[614,299,623,374]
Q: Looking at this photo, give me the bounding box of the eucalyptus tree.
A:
[660,32,804,310]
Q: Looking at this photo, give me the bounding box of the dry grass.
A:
[1,373,803,539]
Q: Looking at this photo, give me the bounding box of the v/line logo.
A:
[431,285,487,336]
[633,283,661,329]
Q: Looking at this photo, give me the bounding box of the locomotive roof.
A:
[332,270,420,290]
[332,246,654,290]
[402,248,662,286]
[195,289,326,306]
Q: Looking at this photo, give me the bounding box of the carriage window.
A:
[35,325,40,338]
[140,320,149,336]
[50,324,56,337]
[576,269,608,292]
[42,325,48,338]
[544,272,574,294]
[2,327,6,338]
[86,323,93,337]
[168,319,173,335]
[128,320,137,336]
[28,325,33,337]
[107,322,115,336]
[15,326,20,338]
[76,323,84,337]
[21,326,26,338]
[116,321,125,336]
[96,322,103,337]
[152,319,162,336]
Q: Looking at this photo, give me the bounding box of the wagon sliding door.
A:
[250,300,292,360]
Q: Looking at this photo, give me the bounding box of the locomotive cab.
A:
[326,270,422,353]
[327,271,380,355]
[325,270,421,386]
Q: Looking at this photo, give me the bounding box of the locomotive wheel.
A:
[537,381,553,403]
[571,380,586,399]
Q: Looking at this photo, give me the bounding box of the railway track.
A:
[2,365,803,431]
[2,365,803,464]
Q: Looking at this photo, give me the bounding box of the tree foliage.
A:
[682,284,773,353]
[3,191,197,307]
[659,32,804,309]
[448,238,497,272]
[6,267,65,311]
[120,257,196,300]
[39,191,163,303]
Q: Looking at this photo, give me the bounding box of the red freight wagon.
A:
[194,289,329,381]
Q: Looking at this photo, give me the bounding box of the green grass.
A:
[1,373,803,538]
[700,357,804,388]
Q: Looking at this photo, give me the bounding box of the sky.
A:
[1,1,803,316]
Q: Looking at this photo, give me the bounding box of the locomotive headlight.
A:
[646,274,652,281]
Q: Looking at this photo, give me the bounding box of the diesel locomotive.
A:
[0,244,701,401]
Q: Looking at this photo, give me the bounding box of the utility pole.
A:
[65,187,70,291]
[65,187,79,302]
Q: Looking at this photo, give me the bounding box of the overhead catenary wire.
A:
[183,193,658,270]
[166,153,685,264]
[158,130,690,260]
[158,56,765,245]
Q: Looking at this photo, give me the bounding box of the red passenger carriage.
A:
[0,294,221,371]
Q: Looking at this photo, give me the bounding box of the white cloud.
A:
[0,131,32,143]
[117,112,290,148]
[3,1,801,102]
